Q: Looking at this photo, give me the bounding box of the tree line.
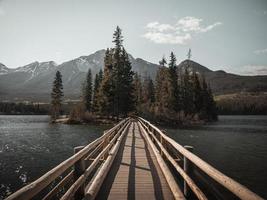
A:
[0,102,47,115]
[50,26,217,124]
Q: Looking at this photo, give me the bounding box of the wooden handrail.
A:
[60,120,130,200]
[138,117,264,200]
[5,117,264,200]
[138,121,185,200]
[85,121,130,199]
[138,120,208,200]
[6,118,129,200]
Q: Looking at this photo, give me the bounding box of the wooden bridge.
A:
[6,117,264,200]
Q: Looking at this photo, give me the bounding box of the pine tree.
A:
[155,66,172,118]
[200,76,217,120]
[159,56,167,67]
[84,69,93,112]
[147,78,155,103]
[92,69,103,113]
[168,52,180,112]
[133,73,143,111]
[207,83,218,120]
[192,71,202,113]
[182,66,194,116]
[51,71,64,120]
[98,49,114,116]
[119,48,135,116]
[112,26,124,117]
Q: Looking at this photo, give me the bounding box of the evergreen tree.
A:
[98,26,135,117]
[119,48,135,116]
[147,78,155,103]
[192,71,202,113]
[92,69,103,113]
[200,76,217,120]
[159,56,167,67]
[182,66,194,116]
[207,83,218,120]
[84,69,93,112]
[155,67,172,117]
[143,76,154,104]
[168,52,180,112]
[133,73,143,111]
[112,26,123,117]
[51,71,64,120]
[98,49,114,116]
[187,48,192,60]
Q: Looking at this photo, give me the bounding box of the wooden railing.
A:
[138,117,264,200]
[6,118,130,200]
[5,117,264,200]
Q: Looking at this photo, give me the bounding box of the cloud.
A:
[254,48,267,55]
[142,16,222,45]
[146,22,175,32]
[230,65,267,76]
[142,31,191,45]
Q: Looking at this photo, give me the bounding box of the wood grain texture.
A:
[96,121,174,200]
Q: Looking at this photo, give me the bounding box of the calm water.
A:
[165,115,267,199]
[0,115,110,199]
[0,115,267,199]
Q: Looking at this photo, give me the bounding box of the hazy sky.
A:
[0,0,267,75]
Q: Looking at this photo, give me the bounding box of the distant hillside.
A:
[0,50,266,102]
[178,60,267,95]
[215,92,267,115]
[0,50,160,101]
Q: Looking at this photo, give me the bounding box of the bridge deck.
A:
[96,121,174,200]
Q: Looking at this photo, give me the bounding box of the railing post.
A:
[183,145,194,197]
[74,146,85,200]
[160,135,163,156]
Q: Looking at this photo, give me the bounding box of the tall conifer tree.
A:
[84,69,93,112]
[168,52,180,112]
[51,71,64,120]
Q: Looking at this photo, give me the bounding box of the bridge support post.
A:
[183,145,194,197]
[74,146,85,200]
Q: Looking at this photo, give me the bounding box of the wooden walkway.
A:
[5,117,264,200]
[97,121,174,200]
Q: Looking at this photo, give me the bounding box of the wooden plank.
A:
[96,121,175,200]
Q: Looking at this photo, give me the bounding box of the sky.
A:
[0,0,266,75]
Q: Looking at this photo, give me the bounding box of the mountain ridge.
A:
[0,50,267,101]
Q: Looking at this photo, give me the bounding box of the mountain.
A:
[0,50,266,102]
[0,50,160,101]
[0,63,10,75]
[178,60,267,94]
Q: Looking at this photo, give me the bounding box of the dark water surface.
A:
[165,115,267,199]
[0,115,110,199]
[0,115,267,199]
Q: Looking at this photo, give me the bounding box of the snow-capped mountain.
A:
[0,63,10,75]
[0,50,159,101]
[14,61,57,80]
[1,50,266,101]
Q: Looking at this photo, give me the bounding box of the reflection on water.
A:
[0,115,267,199]
[0,115,110,199]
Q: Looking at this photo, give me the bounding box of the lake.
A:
[0,115,267,199]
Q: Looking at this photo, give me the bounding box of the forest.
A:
[50,26,217,125]
[0,102,47,115]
